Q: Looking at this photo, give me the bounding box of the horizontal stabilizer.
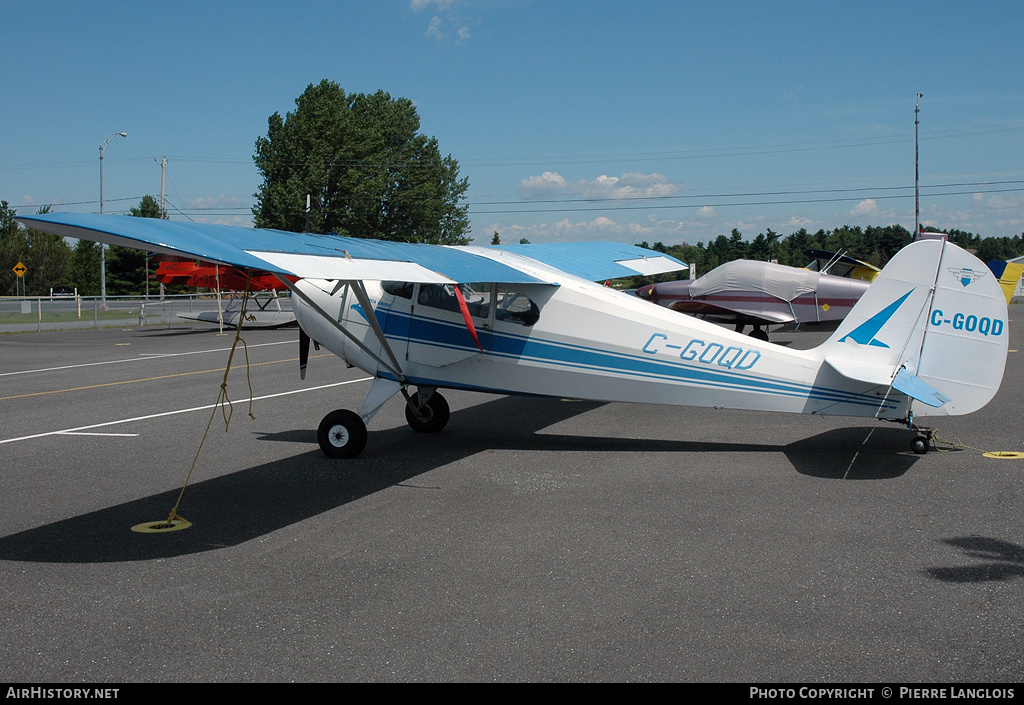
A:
[824,355,950,408]
[823,356,895,386]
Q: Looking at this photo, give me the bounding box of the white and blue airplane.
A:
[19,212,1009,458]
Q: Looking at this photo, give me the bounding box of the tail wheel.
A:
[318,409,367,458]
[405,392,450,433]
[911,435,930,455]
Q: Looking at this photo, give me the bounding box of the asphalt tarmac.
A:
[1,310,1021,683]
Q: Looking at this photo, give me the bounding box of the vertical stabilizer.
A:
[819,239,1008,417]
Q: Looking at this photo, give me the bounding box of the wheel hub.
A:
[329,425,350,447]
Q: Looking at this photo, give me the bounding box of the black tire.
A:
[749,328,770,342]
[317,409,368,458]
[405,392,451,433]
[911,435,929,455]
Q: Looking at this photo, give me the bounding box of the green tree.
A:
[130,194,165,219]
[72,240,101,296]
[0,202,76,295]
[107,195,167,295]
[0,200,28,295]
[22,205,73,295]
[253,80,470,244]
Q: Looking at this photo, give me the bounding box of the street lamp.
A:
[99,131,127,305]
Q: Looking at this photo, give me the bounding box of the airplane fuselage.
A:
[292,254,908,422]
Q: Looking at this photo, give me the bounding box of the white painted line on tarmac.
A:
[0,378,372,445]
[0,340,295,378]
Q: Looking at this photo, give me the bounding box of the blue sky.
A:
[3,0,1023,247]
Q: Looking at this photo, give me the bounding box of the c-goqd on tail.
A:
[816,238,1009,421]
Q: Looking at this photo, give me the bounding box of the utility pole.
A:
[915,93,922,238]
[156,156,167,218]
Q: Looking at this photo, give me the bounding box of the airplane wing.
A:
[17,212,686,285]
[492,241,688,281]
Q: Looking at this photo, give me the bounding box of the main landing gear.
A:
[404,391,450,433]
[316,387,451,459]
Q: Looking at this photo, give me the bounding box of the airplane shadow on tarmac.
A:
[0,395,922,564]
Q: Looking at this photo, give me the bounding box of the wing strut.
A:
[276,275,408,385]
[347,279,409,375]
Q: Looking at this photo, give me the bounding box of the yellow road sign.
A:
[13,261,27,278]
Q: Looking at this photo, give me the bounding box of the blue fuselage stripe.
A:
[375,310,894,410]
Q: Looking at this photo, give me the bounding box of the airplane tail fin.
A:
[818,239,1009,417]
[987,260,1024,305]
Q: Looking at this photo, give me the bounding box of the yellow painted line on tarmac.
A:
[0,354,333,401]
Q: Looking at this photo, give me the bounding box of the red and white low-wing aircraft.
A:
[19,212,1009,457]
[154,258,298,328]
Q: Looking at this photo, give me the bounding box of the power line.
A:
[4,121,1024,172]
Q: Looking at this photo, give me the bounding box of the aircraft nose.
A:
[636,285,654,300]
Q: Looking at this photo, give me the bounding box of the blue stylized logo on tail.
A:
[838,290,914,348]
[948,267,985,288]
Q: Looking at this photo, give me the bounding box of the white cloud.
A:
[518,171,567,197]
[850,198,878,216]
[188,194,246,210]
[985,194,1023,210]
[518,171,682,200]
[415,1,477,43]
[785,215,815,229]
[425,16,444,38]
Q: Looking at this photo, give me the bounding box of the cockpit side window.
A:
[382,281,414,299]
[417,283,493,319]
[494,287,540,326]
[415,283,540,327]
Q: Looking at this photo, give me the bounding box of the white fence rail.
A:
[0,293,293,334]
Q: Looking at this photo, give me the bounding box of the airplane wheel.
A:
[405,392,450,433]
[911,435,929,455]
[749,329,770,342]
[317,409,367,458]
